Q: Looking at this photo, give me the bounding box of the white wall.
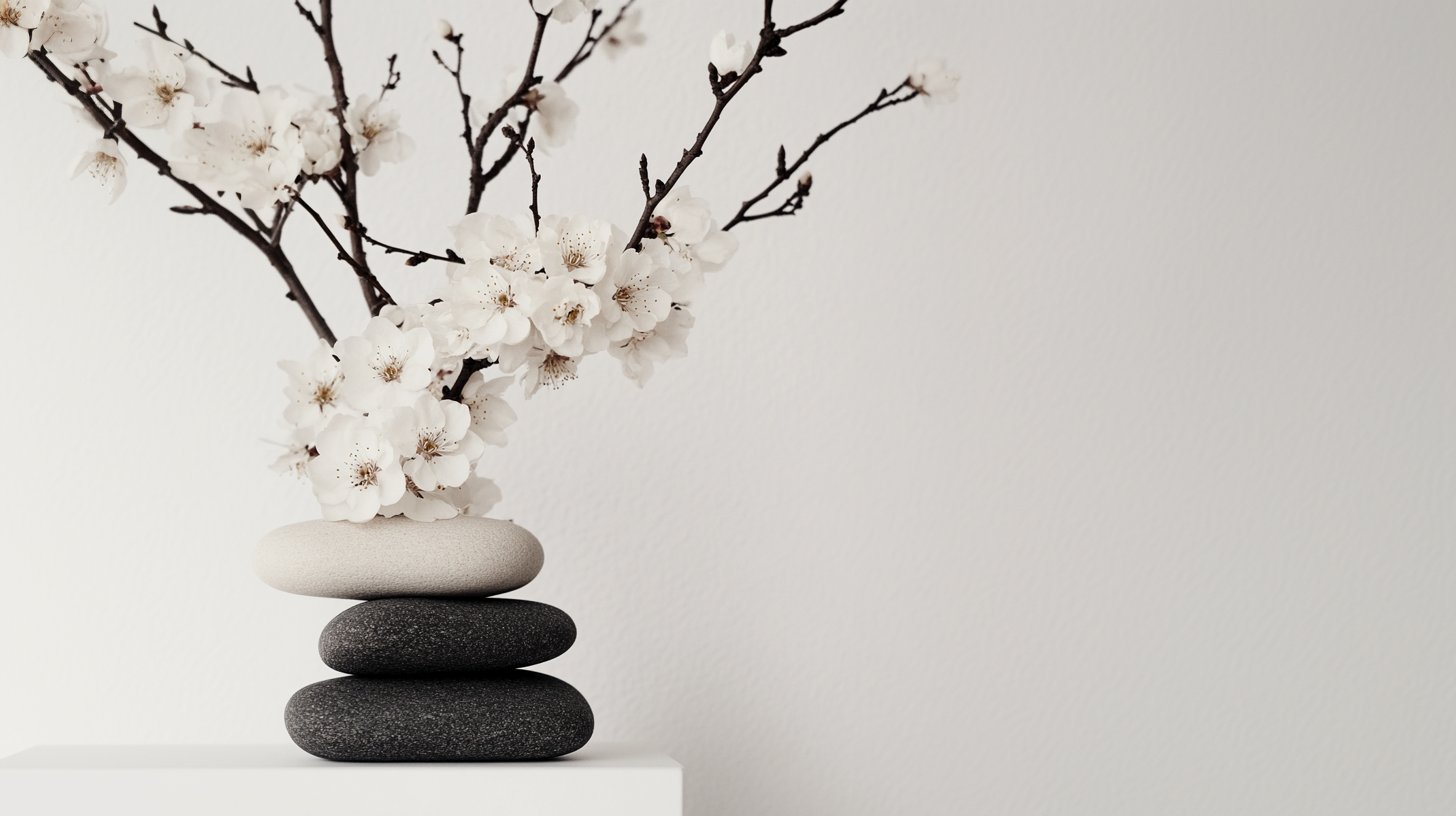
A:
[2,1,1453,814]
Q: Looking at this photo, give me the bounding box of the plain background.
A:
[2,1,1453,814]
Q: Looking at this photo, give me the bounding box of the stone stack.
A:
[254,516,593,762]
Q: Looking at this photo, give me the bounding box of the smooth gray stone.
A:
[285,671,594,762]
[320,598,576,676]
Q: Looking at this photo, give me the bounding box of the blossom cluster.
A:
[277,196,738,520]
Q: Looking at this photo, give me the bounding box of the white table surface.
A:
[0,741,681,816]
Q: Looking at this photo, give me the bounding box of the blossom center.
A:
[311,382,337,407]
[361,119,384,141]
[351,460,380,489]
[89,153,118,180]
[562,304,584,325]
[541,352,577,389]
[0,5,20,27]
[155,83,179,105]
[373,356,404,383]
[416,432,446,461]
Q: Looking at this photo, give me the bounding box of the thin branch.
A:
[725,80,919,230]
[349,221,464,268]
[625,0,850,249]
[466,12,549,215]
[296,0,381,314]
[555,0,640,82]
[270,198,296,246]
[378,53,401,100]
[134,5,259,92]
[432,33,474,157]
[443,358,497,403]
[504,127,542,233]
[26,50,333,343]
[292,192,397,307]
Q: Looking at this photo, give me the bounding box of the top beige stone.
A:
[253,517,544,600]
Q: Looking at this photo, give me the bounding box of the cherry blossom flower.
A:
[269,426,316,481]
[450,213,542,273]
[460,373,517,447]
[598,9,644,60]
[446,261,535,348]
[597,245,675,342]
[522,81,577,149]
[334,316,436,412]
[385,394,484,492]
[380,478,459,522]
[307,414,406,522]
[529,274,601,357]
[653,187,713,245]
[710,30,753,77]
[908,58,960,105]
[279,340,346,429]
[345,93,415,176]
[609,306,694,387]
[0,0,46,60]
[531,0,599,24]
[102,38,212,135]
[520,346,580,399]
[31,1,111,64]
[292,90,343,175]
[70,137,125,202]
[438,474,502,517]
[539,214,615,284]
[175,87,304,209]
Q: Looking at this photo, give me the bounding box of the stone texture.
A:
[285,672,594,762]
[320,598,577,676]
[253,516,544,600]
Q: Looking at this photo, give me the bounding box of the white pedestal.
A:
[0,741,681,816]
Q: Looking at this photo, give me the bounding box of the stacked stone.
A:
[254,517,593,762]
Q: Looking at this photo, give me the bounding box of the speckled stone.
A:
[320,598,576,676]
[285,671,593,762]
[253,516,544,600]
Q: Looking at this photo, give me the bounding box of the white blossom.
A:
[450,212,542,274]
[292,90,343,175]
[380,481,459,522]
[70,137,125,202]
[531,0,599,24]
[31,1,111,64]
[102,38,212,135]
[522,81,577,149]
[446,261,535,349]
[908,58,959,105]
[174,86,304,209]
[597,245,675,342]
[0,0,46,59]
[609,306,694,387]
[528,274,601,357]
[598,9,644,60]
[334,316,436,412]
[520,346,579,399]
[278,339,346,429]
[460,373,516,447]
[385,394,484,492]
[269,426,316,481]
[438,474,502,517]
[653,187,712,245]
[687,221,738,272]
[344,93,415,176]
[709,30,752,77]
[538,213,615,284]
[307,414,406,522]
[434,19,454,39]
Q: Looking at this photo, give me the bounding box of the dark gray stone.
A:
[319,598,576,676]
[285,671,594,762]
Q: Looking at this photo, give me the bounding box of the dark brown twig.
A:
[554,0,639,83]
[725,80,918,230]
[378,53,401,100]
[443,358,498,403]
[432,33,474,157]
[503,127,542,233]
[292,193,396,307]
[626,0,849,249]
[465,13,549,215]
[134,5,259,92]
[296,0,381,314]
[347,221,464,267]
[26,50,333,343]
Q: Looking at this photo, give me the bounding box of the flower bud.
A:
[334,213,349,229]
[435,19,454,39]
